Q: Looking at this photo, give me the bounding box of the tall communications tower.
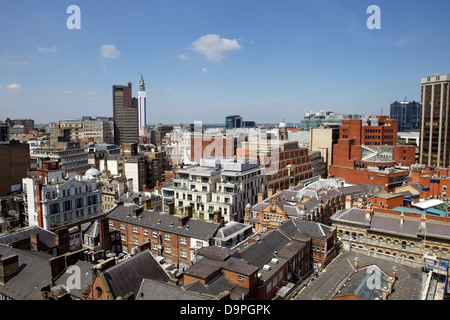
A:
[138,74,147,135]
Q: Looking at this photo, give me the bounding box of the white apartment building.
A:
[30,146,90,174]
[162,157,267,222]
[23,162,102,230]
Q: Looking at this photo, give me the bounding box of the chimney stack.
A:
[354,257,359,271]
[382,286,388,300]
[30,232,39,251]
[400,212,405,225]
[258,192,264,203]
[185,205,193,218]
[168,201,175,215]
[391,266,397,280]
[133,206,144,217]
[0,254,19,284]
[143,198,152,211]
[345,196,352,209]
[420,214,427,231]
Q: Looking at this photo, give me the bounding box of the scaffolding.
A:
[422,258,448,300]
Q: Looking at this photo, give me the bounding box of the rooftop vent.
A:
[263,265,271,271]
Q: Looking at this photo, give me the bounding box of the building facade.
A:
[420,74,450,168]
[390,100,421,132]
[106,204,220,270]
[30,144,90,175]
[113,82,139,146]
[0,140,30,195]
[22,161,102,230]
[331,206,450,264]
[237,121,314,191]
[162,157,267,223]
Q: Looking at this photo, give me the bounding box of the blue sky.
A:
[0,0,449,125]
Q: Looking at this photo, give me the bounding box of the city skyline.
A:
[1,0,449,125]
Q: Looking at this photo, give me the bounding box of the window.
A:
[165,245,171,254]
[120,223,125,230]
[180,237,187,245]
[238,275,245,282]
[121,234,126,242]
[133,226,139,233]
[143,229,148,236]
[133,237,139,245]
[152,231,158,238]
[180,249,187,258]
[164,234,171,241]
[152,242,158,250]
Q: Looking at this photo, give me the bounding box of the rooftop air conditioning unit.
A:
[271,258,279,264]
[263,265,271,271]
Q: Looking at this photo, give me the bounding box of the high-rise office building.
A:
[113,82,139,146]
[420,74,450,168]
[138,75,147,135]
[225,115,242,128]
[390,100,421,132]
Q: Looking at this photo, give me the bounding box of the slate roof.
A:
[185,246,259,279]
[183,275,245,299]
[101,249,170,299]
[0,244,53,300]
[294,251,425,300]
[107,204,220,241]
[331,208,371,226]
[0,226,57,252]
[233,230,291,269]
[332,208,450,241]
[279,219,333,239]
[53,260,94,299]
[136,278,209,300]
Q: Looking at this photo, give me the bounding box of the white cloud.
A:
[393,35,418,47]
[85,91,95,95]
[7,83,20,90]
[202,67,209,74]
[99,44,121,59]
[190,34,242,61]
[63,90,73,94]
[7,61,29,66]
[178,54,190,60]
[37,46,58,54]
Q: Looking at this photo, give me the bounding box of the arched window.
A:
[95,287,103,300]
[371,236,377,245]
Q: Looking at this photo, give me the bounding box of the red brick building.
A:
[330,115,414,192]
[106,204,220,270]
[329,166,409,193]
[190,133,236,162]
